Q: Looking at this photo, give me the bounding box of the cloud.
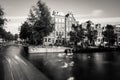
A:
[74,9,104,18]
[91,9,104,17]
[6,16,27,22]
[74,9,120,25]
[6,16,27,19]
[4,15,120,34]
[5,16,27,34]
[76,17,120,25]
[5,22,22,34]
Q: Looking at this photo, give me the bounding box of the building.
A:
[114,24,120,45]
[94,24,103,46]
[81,20,94,29]
[43,11,79,46]
[81,21,103,46]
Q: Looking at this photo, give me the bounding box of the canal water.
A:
[27,52,120,80]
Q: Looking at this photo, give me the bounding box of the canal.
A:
[28,52,120,80]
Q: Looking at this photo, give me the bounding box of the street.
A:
[0,45,49,80]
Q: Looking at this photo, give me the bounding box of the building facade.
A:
[94,24,103,46]
[43,11,78,45]
[114,24,120,45]
[81,22,103,46]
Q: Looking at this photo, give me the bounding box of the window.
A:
[99,26,101,28]
[102,27,104,30]
[62,19,64,23]
[55,24,59,30]
[44,38,47,42]
[59,40,62,43]
[56,32,58,36]
[52,38,54,43]
[92,27,94,30]
[48,38,51,42]
[59,19,61,22]
[55,18,58,22]
[69,27,72,31]
[67,22,70,26]
[62,32,64,36]
[98,39,101,42]
[99,33,101,36]
[119,38,120,42]
[61,24,64,28]
[67,32,69,36]
[56,40,58,43]
[59,24,61,27]
[96,26,97,29]
[59,32,61,36]
[69,22,72,26]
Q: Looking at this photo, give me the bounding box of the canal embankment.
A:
[25,45,120,54]
[28,46,72,54]
[73,46,120,53]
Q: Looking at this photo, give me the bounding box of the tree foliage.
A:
[0,6,8,40]
[69,24,84,46]
[0,28,15,41]
[0,6,5,27]
[4,32,14,41]
[14,34,19,40]
[20,0,53,45]
[102,24,116,46]
[0,6,16,41]
[0,6,5,37]
[69,21,98,47]
[0,27,5,38]
[20,22,31,40]
[85,20,98,46]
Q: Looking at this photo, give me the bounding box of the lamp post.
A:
[64,13,69,46]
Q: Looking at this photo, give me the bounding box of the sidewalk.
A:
[28,46,72,53]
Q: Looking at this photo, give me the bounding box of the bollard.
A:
[23,46,29,58]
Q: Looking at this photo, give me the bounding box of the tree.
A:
[0,6,6,39]
[0,27,5,37]
[86,20,98,46]
[19,22,31,40]
[14,34,19,40]
[0,6,15,41]
[69,24,85,47]
[4,32,14,41]
[102,24,116,46]
[0,6,5,27]
[23,0,54,45]
[0,26,15,41]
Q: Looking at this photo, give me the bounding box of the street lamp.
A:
[64,13,69,46]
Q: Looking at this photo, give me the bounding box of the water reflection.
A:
[28,53,73,80]
[28,52,120,80]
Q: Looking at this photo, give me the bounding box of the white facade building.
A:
[94,24,103,46]
[115,24,120,45]
[43,11,78,45]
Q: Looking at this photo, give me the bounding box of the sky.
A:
[0,0,120,34]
